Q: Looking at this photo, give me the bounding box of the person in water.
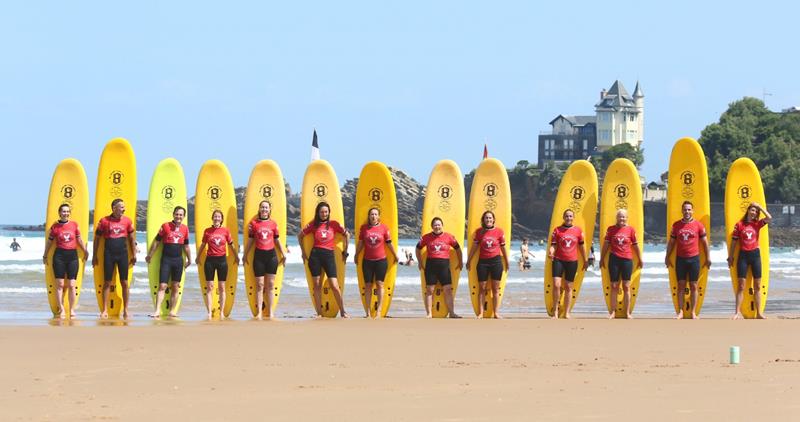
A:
[587,245,596,268]
[599,209,643,319]
[518,238,531,271]
[298,201,350,318]
[10,238,21,252]
[415,217,462,318]
[547,209,588,319]
[43,204,89,319]
[466,210,509,318]
[92,199,137,319]
[145,206,191,319]
[196,210,240,320]
[664,201,711,319]
[354,207,399,318]
[243,200,287,320]
[727,202,772,319]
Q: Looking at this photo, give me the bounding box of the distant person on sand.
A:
[243,201,287,320]
[405,249,415,266]
[664,201,711,319]
[728,202,772,320]
[518,238,531,271]
[587,245,596,268]
[298,201,350,318]
[196,210,239,320]
[416,217,462,318]
[599,209,642,319]
[145,206,192,319]
[92,199,137,319]
[354,207,399,318]
[43,204,89,319]
[466,211,509,318]
[10,238,21,252]
[548,209,588,319]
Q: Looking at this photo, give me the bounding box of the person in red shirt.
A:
[599,209,643,319]
[298,201,350,318]
[145,206,192,319]
[664,201,711,319]
[243,201,287,320]
[43,203,90,319]
[547,209,587,319]
[727,202,772,319]
[196,210,240,320]
[354,207,399,318]
[415,217,463,318]
[91,199,137,319]
[466,211,509,318]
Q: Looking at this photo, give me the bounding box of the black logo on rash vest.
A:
[314,184,328,198]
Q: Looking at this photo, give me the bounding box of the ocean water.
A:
[2,228,799,322]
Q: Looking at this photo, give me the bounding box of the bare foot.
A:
[626,313,634,319]
[550,313,558,320]
[425,314,432,319]
[58,309,66,319]
[448,313,462,319]
[70,310,77,318]
[563,313,571,319]
[374,314,382,319]
[122,310,129,319]
[149,313,161,320]
[756,313,767,319]
[477,314,484,319]
[341,312,350,318]
[255,314,263,321]
[207,313,213,320]
[732,313,743,320]
[314,314,323,319]
[100,311,109,319]
[607,312,615,320]
[168,312,178,318]
[675,312,684,320]
[691,313,699,319]
[493,313,503,319]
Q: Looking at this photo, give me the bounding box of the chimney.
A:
[600,89,607,100]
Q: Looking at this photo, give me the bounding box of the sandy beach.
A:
[2,317,800,421]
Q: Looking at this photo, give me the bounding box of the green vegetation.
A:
[590,143,644,174]
[700,97,800,201]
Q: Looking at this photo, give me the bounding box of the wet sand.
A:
[2,317,800,421]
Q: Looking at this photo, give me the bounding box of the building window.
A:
[629,114,636,122]
[583,139,588,150]
[627,130,636,141]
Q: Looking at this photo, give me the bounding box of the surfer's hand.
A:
[704,260,712,268]
[145,255,152,264]
[727,256,734,267]
[279,257,286,266]
[582,260,589,271]
[234,256,240,265]
[42,255,47,265]
[195,257,201,265]
[129,256,137,265]
[636,260,643,269]
[92,256,98,266]
[418,263,424,271]
[465,259,471,270]
[599,259,605,269]
[302,255,308,263]
[184,260,191,268]
[243,256,249,265]
[664,256,671,267]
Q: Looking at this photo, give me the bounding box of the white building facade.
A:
[595,80,644,150]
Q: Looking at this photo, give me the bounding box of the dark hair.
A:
[58,203,71,213]
[173,206,186,215]
[211,209,224,224]
[562,209,575,218]
[430,217,443,227]
[314,202,331,227]
[522,237,529,242]
[741,204,760,222]
[111,198,123,209]
[681,201,693,209]
[480,210,495,230]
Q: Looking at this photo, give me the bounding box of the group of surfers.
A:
[42,198,772,321]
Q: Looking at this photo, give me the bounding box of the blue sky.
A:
[2,1,798,224]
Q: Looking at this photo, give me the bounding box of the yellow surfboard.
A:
[725,157,769,318]
[146,158,188,317]
[420,160,465,318]
[93,138,137,318]
[301,160,346,318]
[195,160,239,318]
[667,138,711,317]
[355,161,399,317]
[544,160,598,318]
[244,160,287,317]
[467,158,511,317]
[45,159,90,317]
[600,158,643,318]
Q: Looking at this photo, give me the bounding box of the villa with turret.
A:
[538,80,644,168]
